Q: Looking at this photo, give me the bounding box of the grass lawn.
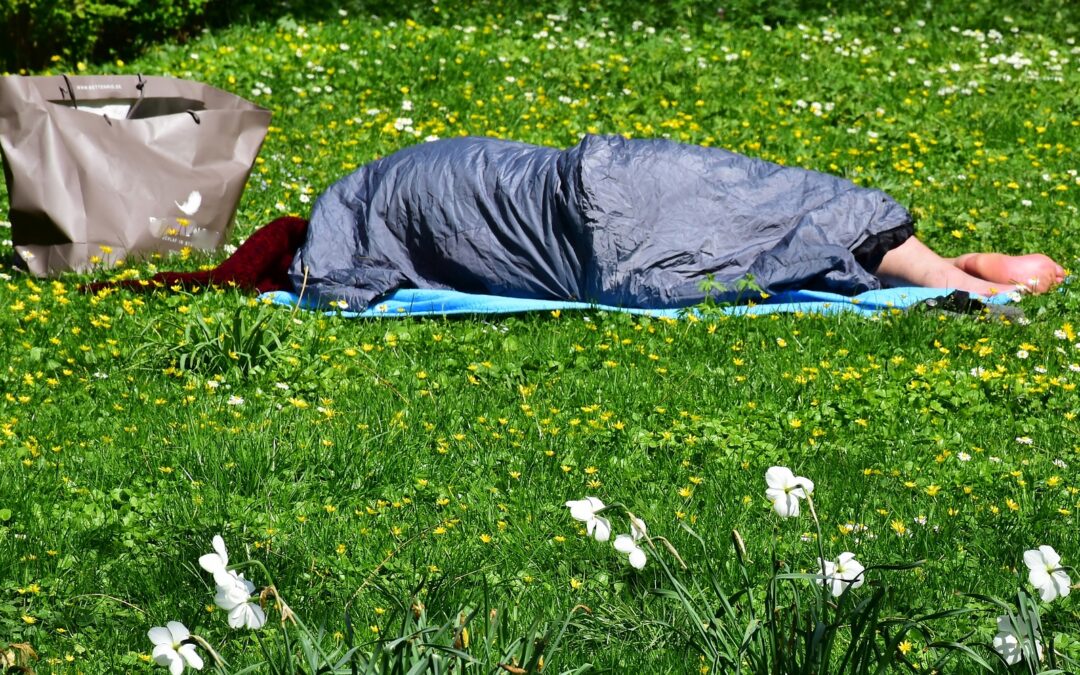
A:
[1,1,1079,672]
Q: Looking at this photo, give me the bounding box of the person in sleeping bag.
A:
[288,135,1064,310]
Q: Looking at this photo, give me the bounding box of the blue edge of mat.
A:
[260,286,1015,319]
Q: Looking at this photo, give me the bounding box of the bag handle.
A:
[53,74,200,125]
[56,73,143,114]
[124,74,147,119]
[60,74,78,108]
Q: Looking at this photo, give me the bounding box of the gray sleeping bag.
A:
[289,135,914,309]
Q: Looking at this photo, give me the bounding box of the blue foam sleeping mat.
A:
[260,286,1015,319]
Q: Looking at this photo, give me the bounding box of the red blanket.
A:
[82,216,309,294]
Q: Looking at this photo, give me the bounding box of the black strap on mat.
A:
[913,290,1024,320]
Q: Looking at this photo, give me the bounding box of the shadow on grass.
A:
[7,0,1075,73]
[216,0,1080,37]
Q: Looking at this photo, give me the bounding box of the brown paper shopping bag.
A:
[0,74,271,275]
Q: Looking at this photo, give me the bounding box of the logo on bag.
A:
[149,190,214,248]
[175,191,202,216]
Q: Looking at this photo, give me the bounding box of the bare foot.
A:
[952,253,1066,294]
[877,237,1022,297]
[914,265,1017,297]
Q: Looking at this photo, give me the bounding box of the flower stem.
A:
[649,536,688,570]
[188,633,228,671]
[805,493,830,606]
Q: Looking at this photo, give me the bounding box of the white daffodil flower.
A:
[628,514,648,541]
[148,621,204,674]
[818,552,865,597]
[214,572,267,630]
[765,466,815,518]
[565,496,612,542]
[613,533,647,570]
[198,535,236,588]
[993,615,1042,666]
[1024,545,1072,603]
